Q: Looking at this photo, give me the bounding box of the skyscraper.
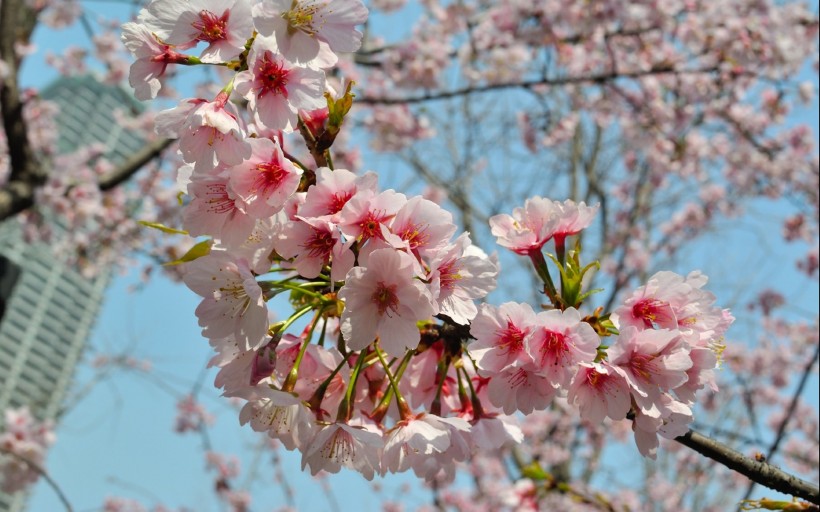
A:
[0,74,145,511]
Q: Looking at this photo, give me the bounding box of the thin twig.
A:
[0,447,74,512]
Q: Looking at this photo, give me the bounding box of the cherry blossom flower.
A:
[274,216,354,281]
[338,248,435,357]
[613,271,732,346]
[157,93,251,173]
[253,0,368,64]
[0,407,55,493]
[469,302,538,374]
[301,422,383,480]
[121,22,190,100]
[567,362,631,423]
[427,233,499,325]
[608,326,693,417]
[486,367,558,415]
[381,414,470,477]
[183,253,269,351]
[234,36,326,132]
[183,171,257,248]
[235,386,316,450]
[138,0,254,63]
[338,189,407,245]
[489,196,560,255]
[526,307,600,388]
[299,167,378,221]
[228,137,302,218]
[386,196,456,258]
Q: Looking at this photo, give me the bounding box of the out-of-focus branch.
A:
[0,137,175,222]
[675,429,820,505]
[0,0,44,222]
[0,447,74,512]
[98,138,175,191]
[738,340,820,505]
[0,1,171,222]
[358,66,733,105]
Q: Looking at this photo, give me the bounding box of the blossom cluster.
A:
[0,407,56,493]
[121,0,733,481]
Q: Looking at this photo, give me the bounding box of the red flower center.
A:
[193,10,229,43]
[257,54,290,98]
[371,282,399,316]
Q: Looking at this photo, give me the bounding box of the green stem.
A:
[324,150,334,170]
[280,307,319,392]
[528,249,559,306]
[309,354,350,416]
[336,350,368,422]
[459,366,484,419]
[375,346,413,420]
[430,357,450,417]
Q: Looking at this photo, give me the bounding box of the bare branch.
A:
[0,0,44,221]
[98,138,175,192]
[738,341,820,505]
[0,447,74,512]
[358,66,733,105]
[675,429,820,505]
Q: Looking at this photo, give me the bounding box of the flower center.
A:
[303,228,335,258]
[253,161,287,195]
[371,282,399,316]
[539,329,568,367]
[257,54,290,98]
[497,321,526,354]
[193,10,229,43]
[283,3,319,35]
[327,191,353,214]
[633,298,668,329]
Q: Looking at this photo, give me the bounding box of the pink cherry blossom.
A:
[299,167,378,221]
[469,302,537,374]
[253,0,368,64]
[301,422,383,480]
[486,367,558,415]
[338,248,435,357]
[228,137,302,218]
[526,307,600,388]
[234,36,326,132]
[387,196,456,258]
[381,414,470,477]
[183,171,257,248]
[138,0,254,63]
[567,362,631,424]
[183,253,269,351]
[338,189,407,244]
[489,196,560,255]
[613,271,732,346]
[427,233,499,325]
[234,385,316,450]
[274,216,353,281]
[121,22,190,100]
[157,93,252,173]
[607,326,693,417]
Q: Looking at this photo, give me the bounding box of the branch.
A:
[675,429,820,504]
[98,138,175,191]
[739,340,820,504]
[0,137,175,222]
[0,0,45,221]
[0,447,74,512]
[358,66,730,105]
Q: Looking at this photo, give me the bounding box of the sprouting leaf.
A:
[138,220,188,235]
[163,239,211,266]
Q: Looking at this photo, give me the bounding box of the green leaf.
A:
[163,239,212,266]
[138,220,188,235]
[521,461,549,481]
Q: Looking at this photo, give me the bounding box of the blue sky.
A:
[15,1,820,511]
